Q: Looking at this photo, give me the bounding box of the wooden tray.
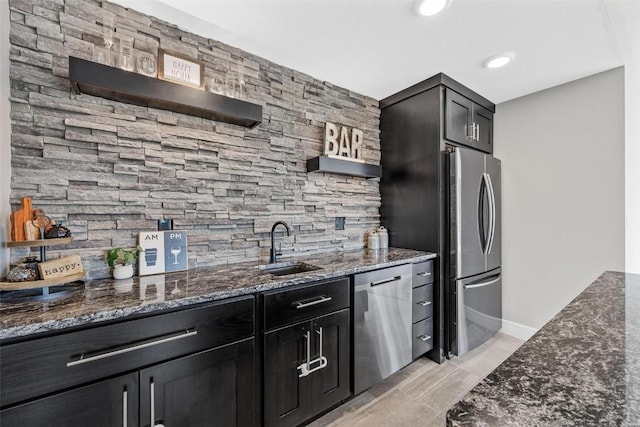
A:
[0,271,85,291]
[6,237,73,248]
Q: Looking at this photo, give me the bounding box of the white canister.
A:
[378,226,389,249]
[368,231,380,250]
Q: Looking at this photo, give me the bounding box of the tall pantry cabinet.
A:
[379,73,495,362]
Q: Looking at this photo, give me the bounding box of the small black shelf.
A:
[307,156,382,179]
[69,57,263,128]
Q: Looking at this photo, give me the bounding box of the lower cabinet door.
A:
[264,309,352,427]
[0,372,138,427]
[311,309,351,417]
[264,322,312,427]
[140,338,255,427]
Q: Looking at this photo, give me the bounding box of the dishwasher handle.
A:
[370,276,401,287]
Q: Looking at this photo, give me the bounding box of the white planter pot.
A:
[113,264,134,280]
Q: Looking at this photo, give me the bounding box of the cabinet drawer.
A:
[263,277,349,331]
[412,318,434,359]
[0,295,254,407]
[412,284,433,322]
[412,260,434,287]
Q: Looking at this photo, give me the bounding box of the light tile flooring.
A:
[309,332,524,427]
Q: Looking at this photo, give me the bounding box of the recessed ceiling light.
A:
[483,52,516,69]
[416,0,449,17]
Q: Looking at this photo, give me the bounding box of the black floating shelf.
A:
[307,156,382,179]
[68,56,263,128]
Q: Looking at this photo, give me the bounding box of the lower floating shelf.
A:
[0,271,86,291]
[307,156,382,179]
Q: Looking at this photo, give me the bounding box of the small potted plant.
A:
[107,247,140,280]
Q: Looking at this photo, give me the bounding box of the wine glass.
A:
[170,246,181,265]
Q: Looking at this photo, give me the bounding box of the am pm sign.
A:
[138,230,188,276]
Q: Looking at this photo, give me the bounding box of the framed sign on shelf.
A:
[158,49,204,89]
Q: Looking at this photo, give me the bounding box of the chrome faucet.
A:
[270,221,291,263]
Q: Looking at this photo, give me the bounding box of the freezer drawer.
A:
[455,268,502,356]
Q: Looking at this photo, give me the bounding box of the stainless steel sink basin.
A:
[259,262,321,276]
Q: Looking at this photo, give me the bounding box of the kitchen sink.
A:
[259,262,321,276]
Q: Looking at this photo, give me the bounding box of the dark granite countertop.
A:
[0,247,434,341]
[447,271,640,426]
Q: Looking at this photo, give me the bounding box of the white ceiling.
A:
[114,0,635,104]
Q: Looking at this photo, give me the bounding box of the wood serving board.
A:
[0,271,86,291]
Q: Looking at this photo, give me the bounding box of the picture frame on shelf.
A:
[158,49,204,89]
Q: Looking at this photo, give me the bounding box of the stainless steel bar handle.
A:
[123,388,127,427]
[417,272,431,277]
[485,173,496,254]
[475,123,480,141]
[418,301,432,307]
[464,276,501,290]
[480,173,492,254]
[293,296,332,309]
[66,329,197,367]
[418,335,432,342]
[370,276,401,287]
[465,124,473,139]
[150,380,155,427]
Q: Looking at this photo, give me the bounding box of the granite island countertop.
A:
[0,247,434,341]
[447,271,640,426]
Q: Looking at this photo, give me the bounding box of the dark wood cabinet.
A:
[262,278,351,427]
[0,295,256,427]
[0,373,138,427]
[380,73,495,362]
[140,339,255,427]
[445,88,494,154]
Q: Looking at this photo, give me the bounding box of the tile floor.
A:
[309,332,524,427]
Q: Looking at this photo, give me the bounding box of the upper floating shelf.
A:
[307,156,382,179]
[68,57,263,128]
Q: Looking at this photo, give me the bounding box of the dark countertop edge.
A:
[0,250,436,341]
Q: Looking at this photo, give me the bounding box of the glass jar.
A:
[118,36,135,72]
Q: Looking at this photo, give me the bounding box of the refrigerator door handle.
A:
[485,173,496,254]
[479,173,492,254]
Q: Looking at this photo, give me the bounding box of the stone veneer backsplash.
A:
[7,0,381,279]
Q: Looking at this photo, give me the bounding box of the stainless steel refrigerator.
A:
[448,146,502,356]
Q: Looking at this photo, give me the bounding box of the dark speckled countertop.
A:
[447,271,640,426]
[0,247,434,341]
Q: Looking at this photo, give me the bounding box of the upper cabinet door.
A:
[473,105,494,154]
[445,88,474,147]
[445,88,494,154]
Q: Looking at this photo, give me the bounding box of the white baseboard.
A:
[500,319,538,341]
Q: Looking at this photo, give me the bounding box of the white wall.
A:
[494,68,625,331]
[603,0,640,274]
[1,0,10,277]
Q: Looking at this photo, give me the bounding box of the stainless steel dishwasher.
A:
[353,263,412,395]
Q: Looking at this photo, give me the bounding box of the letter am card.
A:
[139,230,188,276]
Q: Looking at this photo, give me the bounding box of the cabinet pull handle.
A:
[293,295,332,309]
[417,272,431,277]
[418,334,432,342]
[370,276,401,287]
[297,327,328,377]
[150,380,155,427]
[418,301,432,307]
[66,329,197,367]
[123,388,128,427]
[475,123,480,141]
[465,124,473,139]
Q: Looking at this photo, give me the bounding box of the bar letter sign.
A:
[324,122,364,163]
[158,49,204,89]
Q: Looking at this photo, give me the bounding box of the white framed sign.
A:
[158,49,204,89]
[138,230,188,276]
